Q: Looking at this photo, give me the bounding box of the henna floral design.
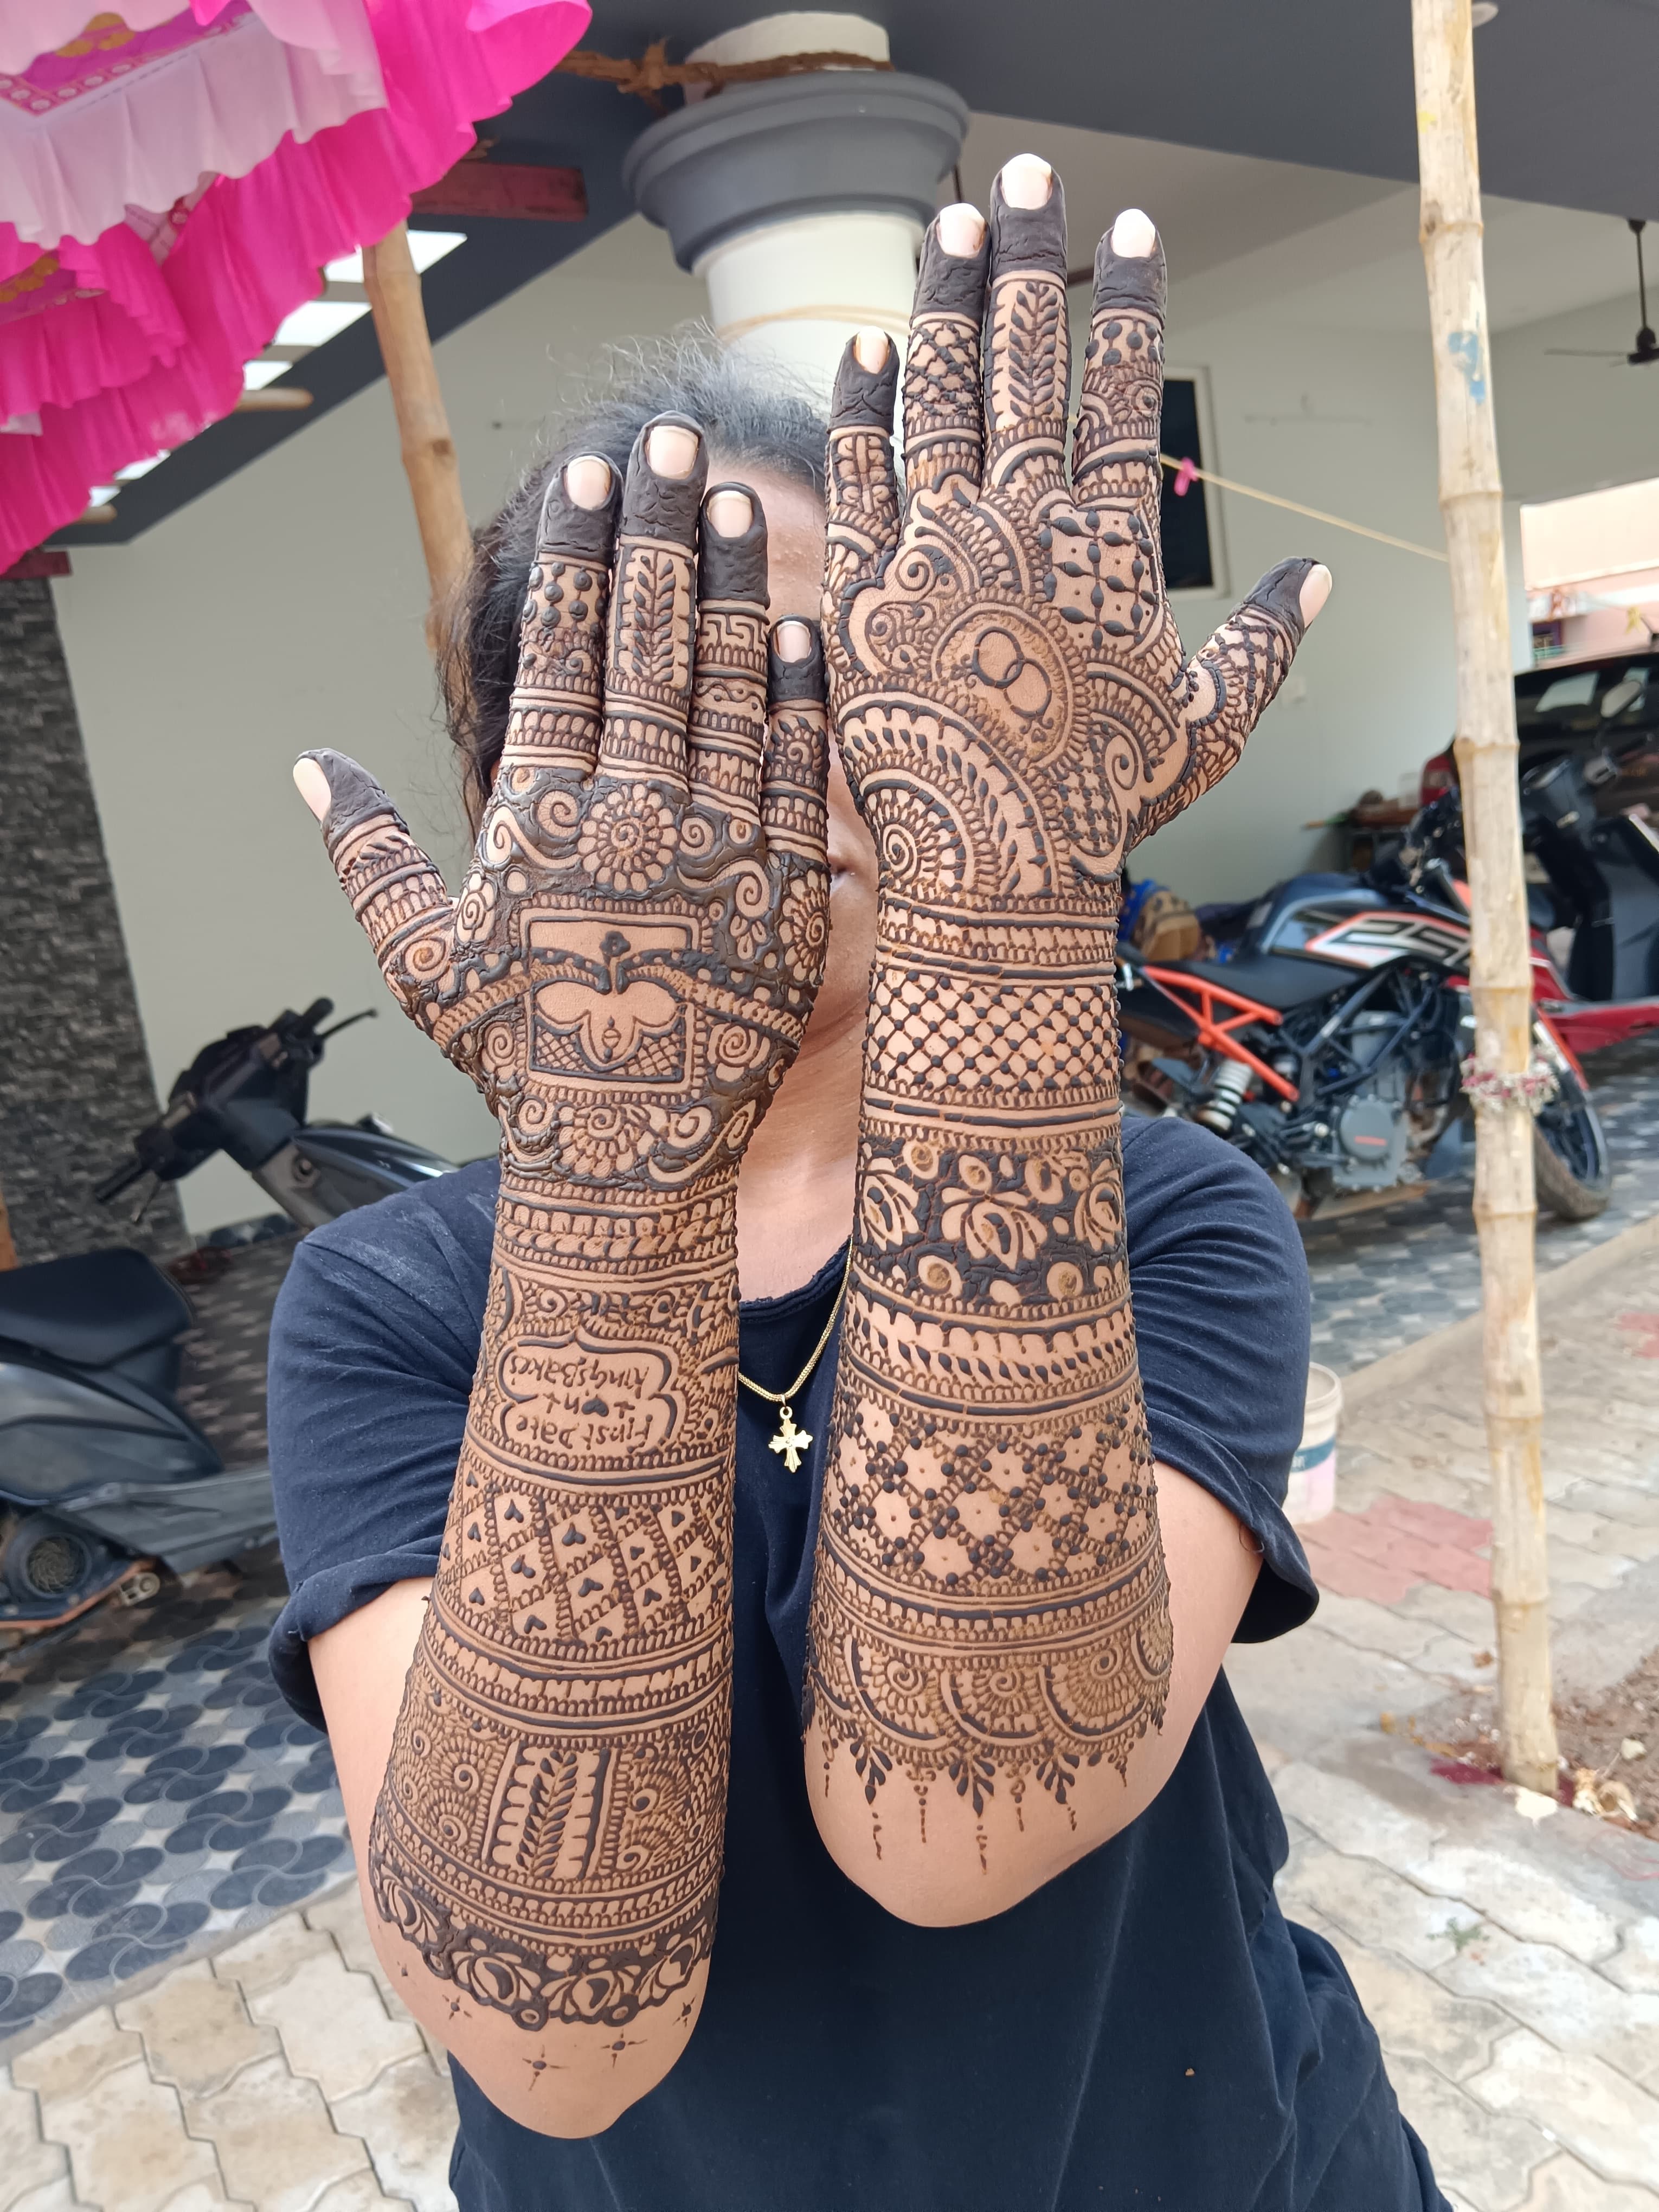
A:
[299,426,829,2030]
[807,173,1321,1842]
[575,784,677,891]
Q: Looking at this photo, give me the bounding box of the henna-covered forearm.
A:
[370,1165,738,2028]
[808,166,1324,1891]
[807,913,1172,1841]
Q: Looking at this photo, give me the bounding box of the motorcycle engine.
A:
[1330,1062,1411,1191]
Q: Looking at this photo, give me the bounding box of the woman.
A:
[269,156,1448,2210]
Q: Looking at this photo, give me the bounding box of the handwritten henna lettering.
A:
[496,1335,681,1460]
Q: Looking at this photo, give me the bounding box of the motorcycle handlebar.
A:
[94,1155,150,1204]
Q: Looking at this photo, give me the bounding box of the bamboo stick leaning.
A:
[1412,0,1559,1796]
[363,221,473,646]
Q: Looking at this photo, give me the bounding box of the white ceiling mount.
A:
[686,12,888,63]
[625,34,964,401]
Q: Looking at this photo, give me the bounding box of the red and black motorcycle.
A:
[1118,790,1613,1221]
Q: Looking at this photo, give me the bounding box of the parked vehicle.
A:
[0,1001,457,1635]
[1118,828,1612,1224]
[94,998,455,1231]
[1419,649,1659,1054]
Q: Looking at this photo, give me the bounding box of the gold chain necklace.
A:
[738,1246,852,1472]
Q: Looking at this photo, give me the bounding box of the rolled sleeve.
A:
[1123,1115,1319,1642]
[266,1164,494,1725]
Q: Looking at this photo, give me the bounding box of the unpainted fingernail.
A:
[1000,154,1053,210]
[706,487,754,538]
[646,422,700,480]
[853,326,890,371]
[1300,563,1333,625]
[564,454,612,509]
[1110,207,1156,259]
[936,202,986,256]
[775,619,813,662]
[292,757,331,821]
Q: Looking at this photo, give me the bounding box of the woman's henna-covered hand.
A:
[298,424,829,2034]
[808,169,1326,1874]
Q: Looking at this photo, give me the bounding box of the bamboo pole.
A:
[362,222,472,645]
[1412,0,1558,1795]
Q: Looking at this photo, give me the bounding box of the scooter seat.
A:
[1151,953,1356,1015]
[0,1248,192,1368]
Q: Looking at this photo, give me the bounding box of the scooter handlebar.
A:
[94,1154,150,1204]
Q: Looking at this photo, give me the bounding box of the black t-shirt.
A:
[267,1116,1446,2212]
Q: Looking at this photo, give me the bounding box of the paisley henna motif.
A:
[808,173,1317,1842]
[301,425,829,2027]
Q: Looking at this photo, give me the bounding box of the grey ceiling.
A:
[55,0,1658,548]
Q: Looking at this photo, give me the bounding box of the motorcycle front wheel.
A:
[1532,1046,1612,1220]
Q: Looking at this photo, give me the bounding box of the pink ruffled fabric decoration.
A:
[0,0,550,76]
[0,0,589,569]
[1,6,388,248]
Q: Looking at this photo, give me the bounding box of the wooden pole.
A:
[362,222,473,645]
[1412,0,1558,1796]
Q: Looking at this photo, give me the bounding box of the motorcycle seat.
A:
[0,1248,192,1368]
[1152,953,1355,1014]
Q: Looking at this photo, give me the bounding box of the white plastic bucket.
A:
[1286,1364,1342,1526]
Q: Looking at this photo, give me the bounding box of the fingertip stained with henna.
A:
[999,153,1053,209]
[292,756,330,821]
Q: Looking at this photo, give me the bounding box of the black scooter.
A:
[0,1000,456,1634]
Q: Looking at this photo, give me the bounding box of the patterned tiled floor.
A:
[0,1557,346,2055]
[1304,1033,1659,1373]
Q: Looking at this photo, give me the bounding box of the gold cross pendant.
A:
[768,1404,813,1473]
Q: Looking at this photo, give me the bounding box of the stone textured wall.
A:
[0,578,187,1265]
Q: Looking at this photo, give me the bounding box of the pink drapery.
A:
[0,0,589,568]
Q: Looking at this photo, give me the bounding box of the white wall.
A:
[1130,307,1456,903]
[1491,291,1659,511]
[54,218,704,1234]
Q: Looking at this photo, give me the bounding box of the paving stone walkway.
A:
[1303,1031,1659,1373]
[1231,1220,1659,2209]
[0,1876,457,2212]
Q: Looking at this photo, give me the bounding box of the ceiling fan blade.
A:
[1545,348,1627,357]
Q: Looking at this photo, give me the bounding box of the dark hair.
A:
[440,328,829,824]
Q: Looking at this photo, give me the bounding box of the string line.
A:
[1159,453,1448,563]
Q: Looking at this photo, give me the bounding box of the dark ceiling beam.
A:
[412,161,587,220]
